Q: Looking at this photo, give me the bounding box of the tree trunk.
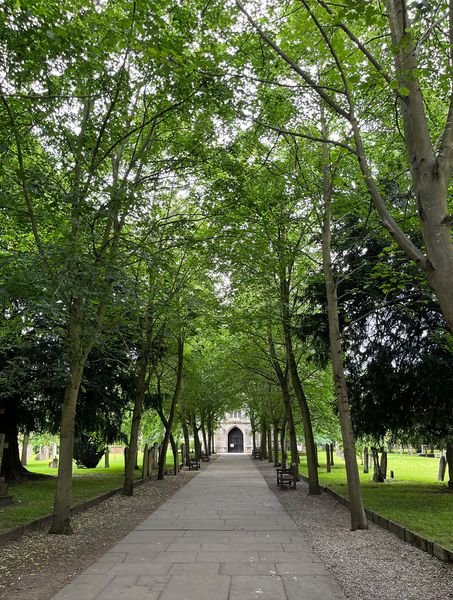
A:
[260,421,267,460]
[252,429,257,453]
[267,424,273,463]
[49,362,83,534]
[158,338,184,481]
[321,128,367,530]
[386,1,453,334]
[0,408,34,481]
[273,420,280,466]
[281,315,319,493]
[182,421,190,466]
[201,424,209,457]
[280,413,287,467]
[124,310,154,496]
[170,433,178,475]
[445,441,453,489]
[192,419,201,461]
[207,422,213,456]
[284,396,299,476]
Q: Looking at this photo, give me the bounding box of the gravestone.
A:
[325,444,331,473]
[0,433,13,506]
[438,456,447,481]
[142,444,149,479]
[364,447,369,473]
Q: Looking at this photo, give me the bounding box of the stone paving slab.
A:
[49,454,346,599]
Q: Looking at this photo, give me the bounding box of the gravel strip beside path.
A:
[258,462,453,600]
[0,470,198,600]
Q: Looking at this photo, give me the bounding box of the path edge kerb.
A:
[0,462,205,548]
[296,473,453,563]
[0,477,150,547]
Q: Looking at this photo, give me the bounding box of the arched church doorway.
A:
[228,427,244,453]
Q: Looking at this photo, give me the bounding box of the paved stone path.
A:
[51,455,345,600]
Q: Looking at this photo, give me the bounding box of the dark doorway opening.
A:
[228,427,244,453]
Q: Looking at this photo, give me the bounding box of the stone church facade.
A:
[214,410,256,454]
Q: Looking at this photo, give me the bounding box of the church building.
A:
[214,410,255,453]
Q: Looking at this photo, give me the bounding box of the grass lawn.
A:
[0,451,175,533]
[298,452,453,550]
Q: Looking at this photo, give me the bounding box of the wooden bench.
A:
[188,457,200,470]
[276,465,297,489]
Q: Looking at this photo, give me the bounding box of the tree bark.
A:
[279,291,319,494]
[260,420,267,460]
[192,419,202,460]
[182,421,190,466]
[267,424,273,463]
[201,424,209,457]
[280,413,287,467]
[124,309,154,496]
[386,0,453,333]
[0,408,35,481]
[50,298,86,534]
[321,127,368,530]
[170,433,178,475]
[273,419,280,466]
[158,338,184,480]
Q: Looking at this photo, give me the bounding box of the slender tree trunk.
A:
[260,421,267,459]
[49,362,83,534]
[267,424,273,463]
[252,429,257,453]
[201,424,209,457]
[50,297,88,534]
[182,421,190,466]
[124,311,154,496]
[158,338,184,480]
[284,398,299,475]
[320,129,367,530]
[273,420,280,466]
[192,420,201,460]
[170,433,178,475]
[207,422,213,456]
[280,413,287,467]
[280,307,319,493]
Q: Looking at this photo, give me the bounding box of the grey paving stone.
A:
[229,575,287,599]
[196,550,259,563]
[258,551,318,563]
[282,574,347,599]
[167,563,220,575]
[159,573,230,600]
[152,551,197,563]
[50,574,115,600]
[220,562,278,575]
[276,562,328,575]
